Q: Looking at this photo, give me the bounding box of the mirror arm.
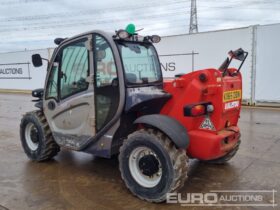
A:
[41,57,49,62]
[41,57,50,70]
[222,57,233,77]
[237,51,248,73]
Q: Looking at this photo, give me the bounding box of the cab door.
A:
[94,34,120,132]
[44,35,95,149]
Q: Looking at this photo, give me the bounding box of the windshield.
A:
[117,41,162,85]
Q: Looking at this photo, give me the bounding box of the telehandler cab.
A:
[20,24,247,202]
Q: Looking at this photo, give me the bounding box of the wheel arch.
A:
[134,114,189,149]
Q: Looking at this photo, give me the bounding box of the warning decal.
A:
[200,117,216,131]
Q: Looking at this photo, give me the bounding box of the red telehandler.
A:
[20,24,247,202]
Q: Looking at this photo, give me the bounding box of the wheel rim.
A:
[25,122,39,151]
[129,146,162,188]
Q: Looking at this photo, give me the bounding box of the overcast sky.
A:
[0,0,279,53]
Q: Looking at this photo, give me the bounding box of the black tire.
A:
[203,141,240,164]
[118,128,188,203]
[20,110,60,161]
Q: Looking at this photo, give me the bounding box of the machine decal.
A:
[223,89,241,102]
[225,100,239,110]
[200,116,216,131]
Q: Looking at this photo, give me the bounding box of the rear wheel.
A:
[118,128,188,202]
[20,110,60,161]
[203,141,240,164]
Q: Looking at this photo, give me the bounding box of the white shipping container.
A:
[255,24,280,104]
[0,23,279,106]
[0,49,51,91]
[156,27,253,103]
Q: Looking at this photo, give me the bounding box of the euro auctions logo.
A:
[167,190,277,207]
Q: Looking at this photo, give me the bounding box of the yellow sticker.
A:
[223,90,242,102]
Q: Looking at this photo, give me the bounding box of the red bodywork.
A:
[161,68,242,160]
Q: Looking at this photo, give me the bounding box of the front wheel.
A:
[118,128,188,202]
[20,111,60,161]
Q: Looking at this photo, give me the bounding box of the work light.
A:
[117,29,129,39]
[151,35,161,43]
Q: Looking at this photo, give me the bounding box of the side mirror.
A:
[228,48,247,61]
[32,54,43,67]
[219,48,248,76]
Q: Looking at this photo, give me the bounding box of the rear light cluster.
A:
[191,105,205,116]
[184,102,214,117]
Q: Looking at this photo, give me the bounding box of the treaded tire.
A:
[20,110,60,161]
[118,128,188,203]
[203,141,240,164]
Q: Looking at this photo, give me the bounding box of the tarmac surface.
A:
[0,93,279,210]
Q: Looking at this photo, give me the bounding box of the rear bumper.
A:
[187,126,240,160]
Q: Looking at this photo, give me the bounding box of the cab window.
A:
[45,63,59,100]
[95,37,117,87]
[60,39,89,99]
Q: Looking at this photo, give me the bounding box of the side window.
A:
[60,39,89,99]
[95,36,117,87]
[45,63,59,100]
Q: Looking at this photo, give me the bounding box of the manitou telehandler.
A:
[20,24,247,202]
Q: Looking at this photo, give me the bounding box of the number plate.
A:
[223,90,241,102]
[225,101,240,110]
